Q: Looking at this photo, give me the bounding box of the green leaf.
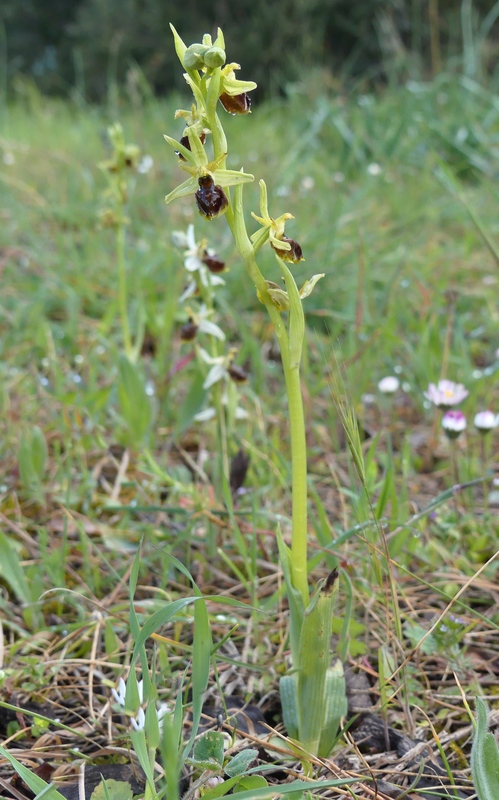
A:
[200,776,242,800]
[318,660,347,758]
[160,699,181,800]
[203,776,358,800]
[279,674,299,741]
[104,618,120,660]
[0,531,32,604]
[235,776,268,792]
[224,749,259,777]
[471,697,499,800]
[18,426,47,501]
[130,728,156,792]
[30,426,48,478]
[297,572,340,755]
[117,355,152,447]
[183,573,213,764]
[173,370,206,435]
[0,744,67,800]
[191,731,225,769]
[90,779,133,800]
[276,525,304,663]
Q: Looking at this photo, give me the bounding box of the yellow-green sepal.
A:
[213,168,254,186]
[213,27,225,50]
[299,273,325,299]
[163,134,196,165]
[186,125,208,165]
[165,177,197,204]
[169,24,187,65]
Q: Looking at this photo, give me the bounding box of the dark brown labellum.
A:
[175,132,207,161]
[195,176,228,220]
[180,320,199,341]
[202,250,226,273]
[228,364,248,383]
[219,92,252,115]
[271,235,304,263]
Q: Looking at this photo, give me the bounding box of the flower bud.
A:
[219,91,251,115]
[271,235,304,263]
[378,376,399,394]
[203,46,226,68]
[195,176,228,220]
[184,43,209,70]
[180,320,198,341]
[474,410,497,434]
[442,410,467,440]
[257,281,290,311]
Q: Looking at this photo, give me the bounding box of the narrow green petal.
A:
[258,180,269,219]
[165,177,197,204]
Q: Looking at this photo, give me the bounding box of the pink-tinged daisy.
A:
[474,410,497,433]
[424,380,468,409]
[442,410,467,439]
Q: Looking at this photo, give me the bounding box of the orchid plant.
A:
[99,123,142,361]
[172,224,248,482]
[164,27,346,757]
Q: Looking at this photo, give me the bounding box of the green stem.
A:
[209,101,310,607]
[226,188,310,608]
[116,216,133,359]
[282,360,309,604]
